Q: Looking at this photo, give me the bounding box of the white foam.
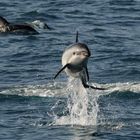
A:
[92,82,140,96]
[53,78,99,126]
[0,81,139,98]
[0,82,67,97]
[27,20,49,33]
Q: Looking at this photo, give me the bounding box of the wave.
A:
[0,82,67,97]
[0,81,139,98]
[0,80,139,126]
[91,82,140,96]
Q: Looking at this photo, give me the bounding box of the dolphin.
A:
[0,16,38,34]
[54,32,105,90]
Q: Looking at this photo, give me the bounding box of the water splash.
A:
[53,78,100,126]
[27,20,50,33]
[0,80,139,127]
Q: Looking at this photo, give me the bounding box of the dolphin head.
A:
[61,42,90,78]
[0,16,9,32]
[62,43,90,72]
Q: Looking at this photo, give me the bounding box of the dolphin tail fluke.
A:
[80,70,106,90]
[81,80,106,90]
[86,84,106,90]
[54,64,69,79]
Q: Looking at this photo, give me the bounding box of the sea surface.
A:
[0,0,140,139]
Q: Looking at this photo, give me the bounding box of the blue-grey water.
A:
[0,0,140,139]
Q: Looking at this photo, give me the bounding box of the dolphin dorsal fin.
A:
[0,16,9,25]
[76,31,79,43]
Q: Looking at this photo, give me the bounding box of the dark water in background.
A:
[0,0,140,139]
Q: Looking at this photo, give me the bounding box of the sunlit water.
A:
[0,0,140,139]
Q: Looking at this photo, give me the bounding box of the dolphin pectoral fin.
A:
[81,67,89,82]
[85,67,89,81]
[54,64,69,79]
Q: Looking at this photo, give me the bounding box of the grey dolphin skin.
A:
[0,16,38,34]
[54,32,105,90]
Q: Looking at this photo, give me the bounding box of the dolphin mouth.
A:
[81,51,90,57]
[75,51,89,57]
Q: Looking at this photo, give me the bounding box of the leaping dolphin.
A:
[54,32,105,90]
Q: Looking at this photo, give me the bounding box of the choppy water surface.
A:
[0,0,140,139]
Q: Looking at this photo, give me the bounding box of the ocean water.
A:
[0,0,140,139]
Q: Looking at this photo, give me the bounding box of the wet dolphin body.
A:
[0,16,38,34]
[54,32,105,90]
[30,20,51,30]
